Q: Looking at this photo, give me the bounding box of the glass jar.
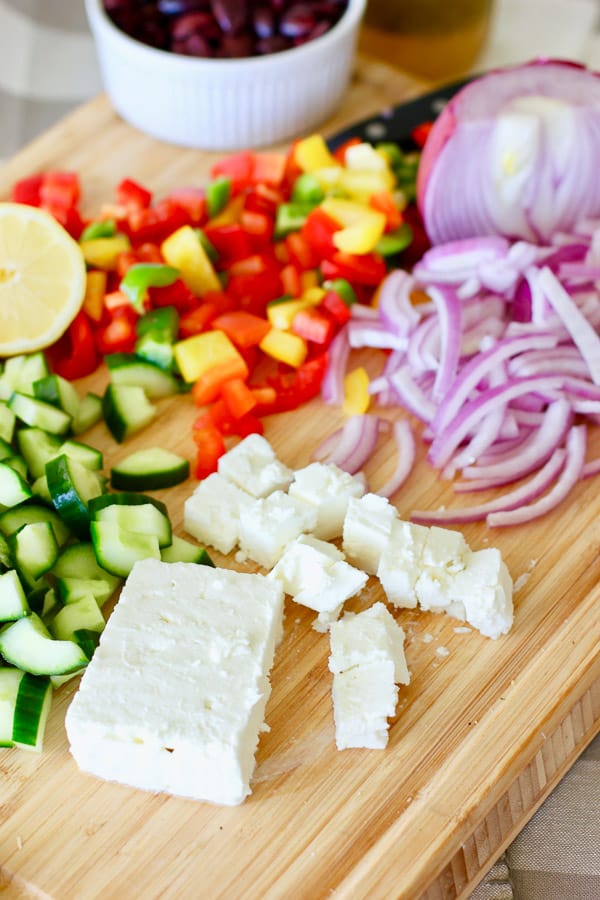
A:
[361,0,493,80]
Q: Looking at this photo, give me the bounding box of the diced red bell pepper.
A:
[280,263,302,298]
[220,377,257,419]
[191,356,250,407]
[254,353,328,415]
[251,152,287,187]
[149,278,199,313]
[192,423,227,480]
[240,209,274,249]
[117,243,163,278]
[178,303,219,337]
[321,251,387,286]
[116,177,152,210]
[291,306,335,346]
[95,308,138,355]
[40,171,81,212]
[11,173,44,206]
[203,222,252,261]
[244,183,284,217]
[301,206,339,259]
[321,289,352,325]
[126,200,190,245]
[226,269,283,314]
[47,204,85,239]
[228,253,273,278]
[165,188,206,224]
[369,191,403,232]
[285,231,320,270]
[211,310,271,348]
[46,310,99,380]
[411,121,434,149]
[210,150,255,193]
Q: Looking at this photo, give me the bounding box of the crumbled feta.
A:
[238,490,317,569]
[183,472,254,554]
[444,548,514,640]
[268,534,367,631]
[377,520,429,608]
[342,493,397,574]
[217,433,293,498]
[65,559,284,806]
[328,602,410,750]
[288,462,365,540]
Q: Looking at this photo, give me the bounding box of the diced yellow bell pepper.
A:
[301,285,326,305]
[80,233,131,270]
[343,367,371,416]
[259,328,307,368]
[208,194,245,227]
[294,135,340,173]
[267,295,322,330]
[320,198,376,227]
[337,168,396,203]
[83,270,107,322]
[344,142,390,172]
[300,270,320,292]
[161,225,221,297]
[321,199,386,255]
[174,330,244,383]
[310,166,343,193]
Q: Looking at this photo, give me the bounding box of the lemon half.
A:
[0,202,86,356]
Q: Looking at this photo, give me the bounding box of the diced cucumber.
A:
[46,454,105,539]
[102,383,156,443]
[0,533,12,570]
[2,455,28,481]
[0,570,30,622]
[51,542,121,595]
[160,536,215,566]
[29,587,58,620]
[11,671,53,751]
[59,440,103,471]
[0,501,71,547]
[0,436,13,461]
[71,392,103,435]
[55,576,116,608]
[8,392,72,436]
[93,503,172,548]
[10,521,59,581]
[33,374,81,419]
[17,428,63,479]
[105,353,180,398]
[49,595,105,647]
[0,461,32,508]
[0,353,50,400]
[0,613,88,675]
[31,475,52,504]
[110,447,190,491]
[0,402,16,443]
[88,491,168,518]
[90,520,161,577]
[0,667,22,747]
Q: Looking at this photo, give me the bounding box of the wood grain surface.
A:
[0,58,599,900]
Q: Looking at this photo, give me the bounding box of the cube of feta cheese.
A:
[66,559,284,806]
[238,491,317,569]
[377,520,429,609]
[414,526,470,617]
[288,462,366,540]
[183,472,254,554]
[443,548,514,639]
[269,534,368,631]
[328,602,410,750]
[342,493,397,574]
[218,434,293,498]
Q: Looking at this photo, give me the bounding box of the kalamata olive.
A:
[279,4,319,39]
[211,0,248,34]
[174,33,214,55]
[252,6,276,39]
[220,33,255,57]
[157,0,209,15]
[256,35,291,55]
[171,11,217,41]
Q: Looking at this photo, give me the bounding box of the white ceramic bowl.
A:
[85,0,366,150]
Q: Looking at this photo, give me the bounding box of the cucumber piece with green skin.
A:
[17,428,63,479]
[11,671,53,751]
[0,461,32,508]
[111,447,190,491]
[71,392,103,435]
[88,491,168,519]
[55,576,116,608]
[90,520,161,577]
[49,594,105,645]
[105,353,180,399]
[0,436,14,461]
[102,383,156,443]
[0,502,71,547]
[33,374,81,419]
[3,455,28,482]
[51,542,121,596]
[0,403,16,443]
[59,440,103,471]
[0,352,49,401]
[0,613,88,675]
[10,521,59,582]
[29,587,58,620]
[46,454,105,540]
[0,570,30,622]
[8,392,72,436]
[0,667,22,747]
[0,533,12,570]
[31,475,52,504]
[93,503,172,548]
[160,536,214,566]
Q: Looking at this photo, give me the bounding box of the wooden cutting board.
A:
[1,57,599,900]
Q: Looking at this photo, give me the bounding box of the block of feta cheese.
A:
[66,559,284,806]
[328,602,410,750]
[268,534,368,631]
[377,520,429,609]
[441,548,514,639]
[238,490,318,569]
[218,433,293,498]
[414,526,470,616]
[342,493,398,575]
[183,472,254,554]
[288,462,366,540]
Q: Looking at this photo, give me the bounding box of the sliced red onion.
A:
[427,284,462,402]
[377,270,422,336]
[411,446,567,525]
[376,419,416,498]
[537,266,600,384]
[388,367,436,423]
[486,425,587,526]
[321,329,349,406]
[583,457,600,478]
[312,414,381,475]
[346,318,407,351]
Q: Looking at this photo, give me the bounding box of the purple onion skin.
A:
[102,0,348,58]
